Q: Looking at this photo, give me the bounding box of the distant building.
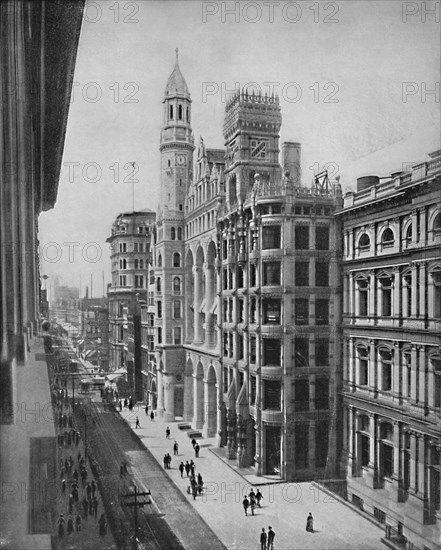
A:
[107,210,155,398]
[151,51,343,481]
[337,149,441,550]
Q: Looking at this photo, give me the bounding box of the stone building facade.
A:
[337,150,441,550]
[152,52,343,481]
[107,209,155,399]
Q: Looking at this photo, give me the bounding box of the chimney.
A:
[356,175,379,192]
[282,142,301,186]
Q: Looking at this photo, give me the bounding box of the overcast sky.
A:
[39,0,440,296]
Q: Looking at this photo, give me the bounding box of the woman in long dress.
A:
[306,512,314,532]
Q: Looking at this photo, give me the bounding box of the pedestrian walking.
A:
[192,484,198,500]
[61,479,66,495]
[163,454,168,469]
[185,461,190,477]
[92,496,99,519]
[135,416,140,429]
[68,493,74,515]
[150,411,154,421]
[249,491,256,516]
[166,453,172,469]
[191,438,196,448]
[57,515,65,538]
[166,426,170,439]
[267,526,275,549]
[190,460,195,476]
[179,462,185,477]
[256,489,263,508]
[91,479,97,497]
[173,441,179,455]
[242,496,249,516]
[86,482,92,501]
[75,514,82,532]
[98,514,107,537]
[67,515,74,535]
[145,404,148,415]
[260,528,267,550]
[82,497,89,519]
[306,513,314,532]
[194,443,200,458]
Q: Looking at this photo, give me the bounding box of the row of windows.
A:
[156,326,182,345]
[347,211,441,256]
[118,258,146,270]
[155,252,181,268]
[185,210,217,237]
[156,300,182,319]
[168,104,190,123]
[118,275,144,288]
[117,242,148,253]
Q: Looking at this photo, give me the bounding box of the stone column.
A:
[308,420,316,472]
[393,342,401,402]
[163,374,175,422]
[348,338,355,391]
[157,369,164,418]
[393,267,401,320]
[411,345,418,403]
[193,372,204,429]
[348,407,355,476]
[369,271,376,318]
[368,413,378,486]
[419,262,426,320]
[348,273,354,318]
[369,341,377,396]
[344,232,349,259]
[411,209,418,244]
[343,275,349,315]
[409,432,417,493]
[411,263,418,317]
[417,435,427,498]
[183,370,193,422]
[419,207,427,244]
[193,266,202,343]
[427,358,435,409]
[418,346,426,408]
[348,230,354,260]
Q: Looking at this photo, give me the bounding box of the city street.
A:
[119,407,385,550]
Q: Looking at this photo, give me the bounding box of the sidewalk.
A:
[119,406,385,550]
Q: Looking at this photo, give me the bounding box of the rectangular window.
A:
[250,336,257,363]
[263,339,281,366]
[237,334,244,360]
[295,262,309,286]
[380,277,392,317]
[262,225,281,249]
[315,262,329,287]
[380,351,392,391]
[316,299,329,325]
[295,298,309,325]
[157,327,162,344]
[263,299,281,324]
[250,264,257,287]
[315,378,329,410]
[174,327,182,345]
[315,421,329,467]
[135,275,143,288]
[147,335,154,351]
[295,380,309,411]
[173,300,181,319]
[358,348,369,386]
[250,376,257,404]
[157,301,162,318]
[316,226,329,250]
[263,380,281,410]
[295,424,309,468]
[223,366,229,392]
[295,225,309,249]
[263,262,281,285]
[358,279,368,316]
[315,339,329,366]
[294,338,309,367]
[238,299,244,323]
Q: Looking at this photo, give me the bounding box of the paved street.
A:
[119,406,385,550]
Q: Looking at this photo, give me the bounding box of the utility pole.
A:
[122,485,151,550]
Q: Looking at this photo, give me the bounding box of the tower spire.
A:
[175,47,179,63]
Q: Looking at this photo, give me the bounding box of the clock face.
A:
[250,139,268,159]
[176,154,186,166]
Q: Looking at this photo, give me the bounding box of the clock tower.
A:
[159,48,194,213]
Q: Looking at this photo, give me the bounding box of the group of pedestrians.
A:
[260,526,276,550]
[242,488,264,516]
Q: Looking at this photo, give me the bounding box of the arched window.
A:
[173,277,181,294]
[177,227,182,240]
[434,213,441,234]
[157,253,162,267]
[359,233,370,250]
[186,107,190,122]
[173,253,180,267]
[171,227,176,240]
[169,105,173,120]
[405,224,412,246]
[178,104,183,120]
[156,277,161,292]
[381,227,394,248]
[357,347,369,386]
